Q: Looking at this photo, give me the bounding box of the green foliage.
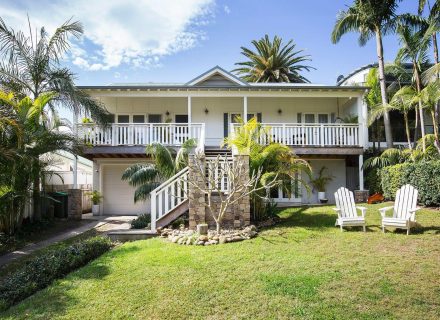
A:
[365,168,383,194]
[0,236,112,311]
[233,35,313,83]
[223,117,311,221]
[380,161,440,205]
[364,68,382,107]
[122,139,196,203]
[86,190,103,205]
[310,167,334,192]
[130,214,151,229]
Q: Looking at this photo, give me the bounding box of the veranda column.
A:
[359,154,364,190]
[243,96,248,123]
[187,96,192,139]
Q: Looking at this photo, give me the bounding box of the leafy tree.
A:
[233,35,313,83]
[369,86,417,149]
[122,140,196,203]
[332,0,402,148]
[395,23,434,150]
[0,91,77,234]
[416,81,440,150]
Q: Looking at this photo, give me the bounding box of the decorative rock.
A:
[219,236,227,244]
[196,241,204,245]
[197,224,208,235]
[198,235,208,242]
[171,236,179,243]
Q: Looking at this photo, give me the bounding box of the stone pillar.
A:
[68,189,82,220]
[354,190,369,203]
[232,154,251,227]
[188,153,206,230]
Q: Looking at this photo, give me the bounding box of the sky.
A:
[0,0,426,86]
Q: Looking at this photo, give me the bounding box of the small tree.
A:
[186,154,279,233]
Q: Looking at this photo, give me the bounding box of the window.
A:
[175,115,188,123]
[117,115,129,123]
[148,114,162,123]
[230,113,256,124]
[133,115,145,123]
[318,114,329,124]
[303,113,330,124]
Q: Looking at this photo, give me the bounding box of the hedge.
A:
[380,160,440,206]
[0,236,112,311]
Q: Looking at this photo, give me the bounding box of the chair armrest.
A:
[379,206,394,218]
[333,208,342,218]
[356,206,367,217]
[409,207,421,222]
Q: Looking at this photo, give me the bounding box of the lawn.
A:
[1,203,439,319]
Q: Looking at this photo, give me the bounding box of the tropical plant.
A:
[0,17,108,122]
[331,0,402,148]
[0,91,77,234]
[86,190,103,205]
[223,117,311,221]
[310,167,334,193]
[233,35,313,83]
[369,86,417,148]
[122,139,196,203]
[0,17,109,220]
[364,68,384,151]
[395,22,434,150]
[415,81,440,150]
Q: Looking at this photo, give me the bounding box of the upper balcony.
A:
[77,122,363,157]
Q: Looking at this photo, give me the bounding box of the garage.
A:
[101,164,150,215]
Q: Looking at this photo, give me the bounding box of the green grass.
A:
[1,203,439,319]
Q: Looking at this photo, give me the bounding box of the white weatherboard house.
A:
[76,66,369,217]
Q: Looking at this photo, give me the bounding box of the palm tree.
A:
[415,81,440,151]
[395,23,433,151]
[233,35,313,83]
[331,0,402,148]
[369,86,417,149]
[122,140,196,203]
[223,117,311,221]
[0,17,108,123]
[0,91,77,233]
[0,17,110,218]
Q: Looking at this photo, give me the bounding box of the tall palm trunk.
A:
[403,113,413,150]
[376,30,393,148]
[414,66,427,151]
[432,33,440,135]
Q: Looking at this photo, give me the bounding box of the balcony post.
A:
[243,96,248,123]
[188,96,192,139]
[112,124,116,146]
[320,124,325,147]
[149,123,153,144]
[359,154,364,190]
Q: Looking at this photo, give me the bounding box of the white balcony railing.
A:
[231,123,362,147]
[77,123,205,148]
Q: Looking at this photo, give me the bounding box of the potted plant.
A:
[310,166,334,203]
[87,190,103,216]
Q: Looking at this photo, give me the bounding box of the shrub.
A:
[365,168,382,194]
[0,236,112,311]
[130,214,151,229]
[380,161,440,206]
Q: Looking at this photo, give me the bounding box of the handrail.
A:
[150,167,189,230]
[151,167,188,194]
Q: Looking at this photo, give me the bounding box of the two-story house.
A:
[76,66,369,217]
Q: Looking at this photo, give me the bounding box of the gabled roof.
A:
[185,65,248,86]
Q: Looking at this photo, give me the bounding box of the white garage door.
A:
[102,164,150,215]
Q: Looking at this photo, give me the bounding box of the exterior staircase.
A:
[150,167,189,230]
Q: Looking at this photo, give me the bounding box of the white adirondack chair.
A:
[333,187,367,232]
[379,184,420,235]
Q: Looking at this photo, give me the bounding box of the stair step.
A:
[107,229,158,242]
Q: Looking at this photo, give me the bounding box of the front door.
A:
[270,174,302,203]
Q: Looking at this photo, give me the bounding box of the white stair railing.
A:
[150,167,188,230]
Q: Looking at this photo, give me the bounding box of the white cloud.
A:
[223,5,231,14]
[0,0,215,70]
